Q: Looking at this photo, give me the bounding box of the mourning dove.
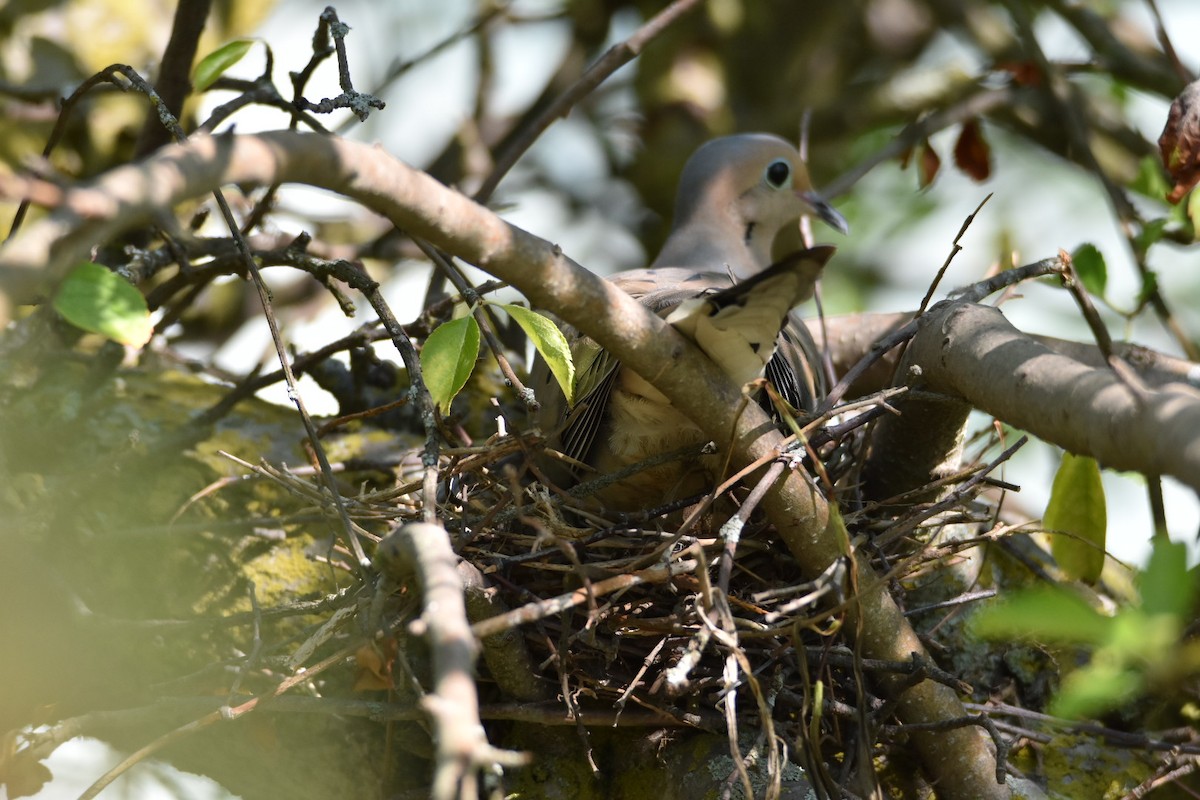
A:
[534,133,846,509]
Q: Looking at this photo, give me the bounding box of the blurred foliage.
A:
[0,0,273,205]
[973,538,1200,720]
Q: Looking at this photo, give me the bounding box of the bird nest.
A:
[362,385,1024,793]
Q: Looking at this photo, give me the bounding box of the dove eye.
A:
[764,159,791,189]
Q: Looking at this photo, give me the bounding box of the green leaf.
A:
[1140,538,1194,618]
[971,586,1113,645]
[1050,659,1143,719]
[1044,453,1107,584]
[1189,188,1200,240]
[1134,218,1169,253]
[53,261,153,347]
[420,315,480,415]
[193,39,255,92]
[500,303,575,405]
[1070,244,1107,298]
[1129,155,1170,201]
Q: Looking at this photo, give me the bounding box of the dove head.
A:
[653,133,847,278]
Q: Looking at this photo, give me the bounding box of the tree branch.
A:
[905,300,1200,491]
[0,131,1009,798]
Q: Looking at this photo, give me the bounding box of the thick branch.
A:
[907,301,1200,490]
[805,312,1200,399]
[809,308,1200,492]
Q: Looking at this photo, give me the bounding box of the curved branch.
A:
[0,131,1008,799]
[0,132,824,530]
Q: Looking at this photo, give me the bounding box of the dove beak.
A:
[798,190,849,235]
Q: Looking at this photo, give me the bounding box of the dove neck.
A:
[651,209,774,280]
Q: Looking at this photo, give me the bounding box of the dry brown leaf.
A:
[954,119,992,182]
[919,139,941,189]
[1159,79,1200,204]
[996,60,1042,87]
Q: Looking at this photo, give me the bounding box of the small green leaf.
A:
[1133,218,1169,253]
[193,39,255,92]
[1129,155,1170,201]
[971,586,1113,645]
[53,261,153,347]
[1070,244,1107,298]
[1140,538,1194,618]
[1044,452,1107,584]
[421,315,480,415]
[501,303,575,405]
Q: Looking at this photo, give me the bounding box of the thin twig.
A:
[871,436,1028,549]
[350,3,508,133]
[473,0,701,203]
[716,461,786,597]
[916,194,992,317]
[7,66,137,240]
[358,279,443,524]
[292,7,385,122]
[1142,0,1193,84]
[470,558,698,639]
